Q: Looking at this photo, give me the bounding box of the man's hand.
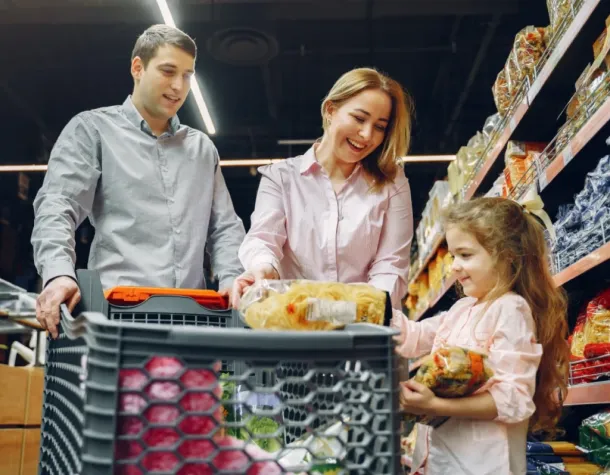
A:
[230,263,279,309]
[218,287,232,308]
[36,276,80,339]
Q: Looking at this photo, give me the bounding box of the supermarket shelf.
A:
[553,241,610,287]
[413,275,457,322]
[540,96,610,190]
[408,233,445,287]
[564,381,610,406]
[462,0,608,199]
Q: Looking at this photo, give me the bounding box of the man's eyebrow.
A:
[354,108,389,122]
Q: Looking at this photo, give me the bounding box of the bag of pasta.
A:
[403,346,494,427]
[238,279,391,331]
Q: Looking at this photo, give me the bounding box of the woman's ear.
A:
[324,101,336,123]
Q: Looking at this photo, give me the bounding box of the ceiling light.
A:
[0,156,455,173]
[155,0,216,135]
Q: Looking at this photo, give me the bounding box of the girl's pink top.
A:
[392,292,543,475]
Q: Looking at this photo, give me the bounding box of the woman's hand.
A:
[230,263,280,308]
[399,379,439,416]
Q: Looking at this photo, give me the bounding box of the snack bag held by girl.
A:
[392,197,569,475]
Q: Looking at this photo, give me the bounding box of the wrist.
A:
[430,396,449,417]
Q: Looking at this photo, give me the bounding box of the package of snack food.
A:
[547,0,574,36]
[238,280,390,331]
[579,410,610,467]
[414,346,494,398]
[505,27,548,99]
[493,69,511,115]
[402,346,494,427]
[504,141,546,193]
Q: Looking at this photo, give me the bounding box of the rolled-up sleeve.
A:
[487,297,542,424]
[391,309,445,359]
[238,165,287,273]
[206,147,247,290]
[367,175,413,309]
[32,113,101,287]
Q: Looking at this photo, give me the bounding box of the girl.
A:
[232,67,414,309]
[393,197,569,475]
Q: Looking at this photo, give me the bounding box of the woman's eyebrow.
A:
[354,108,389,122]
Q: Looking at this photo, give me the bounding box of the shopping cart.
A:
[38,270,402,474]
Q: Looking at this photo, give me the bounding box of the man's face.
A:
[132,44,195,121]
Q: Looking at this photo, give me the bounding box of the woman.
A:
[232,67,414,310]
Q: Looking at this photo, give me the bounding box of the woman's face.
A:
[326,88,392,165]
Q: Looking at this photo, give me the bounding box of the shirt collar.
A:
[299,146,320,174]
[300,142,363,180]
[121,95,181,136]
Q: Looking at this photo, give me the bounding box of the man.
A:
[31,24,245,338]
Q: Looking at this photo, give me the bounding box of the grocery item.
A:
[579,410,610,467]
[239,280,389,330]
[504,141,546,195]
[505,27,548,100]
[402,346,494,428]
[413,346,494,398]
[493,69,512,115]
[547,0,574,36]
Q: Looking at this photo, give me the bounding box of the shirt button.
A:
[162,167,168,172]
[175,229,181,234]
[169,198,175,203]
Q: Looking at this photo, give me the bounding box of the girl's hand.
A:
[399,379,439,416]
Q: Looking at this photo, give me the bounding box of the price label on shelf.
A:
[538,173,549,191]
[563,145,574,165]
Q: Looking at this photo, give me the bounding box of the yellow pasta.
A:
[240,280,387,331]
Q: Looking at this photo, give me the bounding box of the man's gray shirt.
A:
[32,96,245,291]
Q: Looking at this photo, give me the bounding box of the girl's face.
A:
[325,88,392,165]
[446,225,499,301]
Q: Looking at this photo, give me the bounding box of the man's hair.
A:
[132,24,197,67]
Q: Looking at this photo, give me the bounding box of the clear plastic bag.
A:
[547,0,574,36]
[413,346,494,398]
[483,113,502,142]
[493,69,511,115]
[402,346,494,427]
[238,280,389,331]
[505,27,548,99]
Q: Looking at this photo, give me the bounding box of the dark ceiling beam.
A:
[2,0,520,24]
[441,13,501,149]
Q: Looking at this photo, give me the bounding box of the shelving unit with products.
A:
[402,1,610,472]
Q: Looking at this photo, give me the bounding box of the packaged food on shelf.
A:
[552,155,610,271]
[505,27,549,100]
[546,0,574,36]
[503,141,546,194]
[493,68,512,116]
[579,410,610,467]
[482,113,502,142]
[592,15,610,66]
[414,180,451,260]
[238,280,389,330]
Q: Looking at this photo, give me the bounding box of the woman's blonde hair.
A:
[321,67,413,192]
[444,197,569,434]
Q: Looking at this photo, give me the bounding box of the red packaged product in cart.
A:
[115,357,283,474]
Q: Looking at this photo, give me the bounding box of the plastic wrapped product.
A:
[547,0,575,36]
[505,27,548,99]
[483,113,502,142]
[402,346,494,428]
[493,69,512,115]
[238,280,390,331]
[413,346,494,398]
[578,410,610,467]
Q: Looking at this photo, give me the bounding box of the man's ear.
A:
[131,56,144,82]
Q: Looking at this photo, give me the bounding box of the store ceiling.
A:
[0,0,550,226]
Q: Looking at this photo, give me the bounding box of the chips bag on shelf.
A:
[493,69,512,115]
[547,0,574,36]
[505,26,548,99]
[579,410,610,467]
[402,346,494,427]
[238,280,390,331]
